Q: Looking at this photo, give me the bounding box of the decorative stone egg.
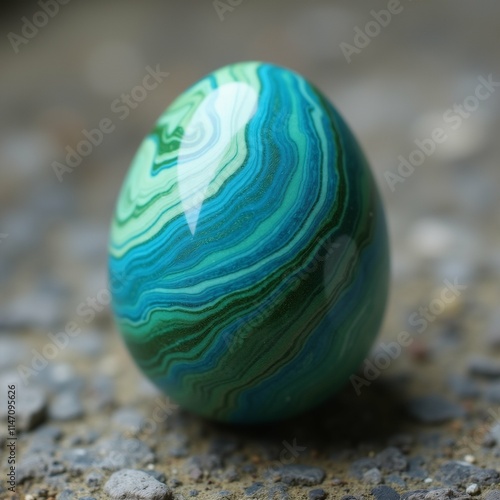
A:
[109,61,389,423]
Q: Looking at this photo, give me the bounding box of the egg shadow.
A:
[173,375,411,460]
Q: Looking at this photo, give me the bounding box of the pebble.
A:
[375,447,408,473]
[372,485,400,500]
[484,382,500,403]
[308,488,328,500]
[468,356,500,378]
[386,474,406,487]
[87,374,115,411]
[165,432,190,458]
[49,390,84,421]
[25,425,62,454]
[85,471,104,488]
[400,491,428,500]
[267,483,289,500]
[406,456,428,480]
[58,490,75,500]
[184,454,222,481]
[222,465,240,482]
[143,469,167,484]
[0,380,47,431]
[104,469,172,500]
[0,338,26,369]
[42,363,85,392]
[244,482,264,495]
[447,374,481,399]
[406,395,465,423]
[62,448,98,474]
[423,489,470,499]
[112,407,147,434]
[485,312,500,349]
[16,453,52,483]
[267,464,326,486]
[465,483,480,495]
[350,457,377,478]
[436,460,499,487]
[362,467,383,485]
[217,491,233,499]
[94,438,156,471]
[67,329,105,357]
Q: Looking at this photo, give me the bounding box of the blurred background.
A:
[1,1,500,499]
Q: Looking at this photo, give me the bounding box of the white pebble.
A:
[424,477,433,483]
[466,483,480,495]
[464,454,476,464]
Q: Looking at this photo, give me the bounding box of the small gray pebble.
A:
[468,356,500,377]
[406,395,465,423]
[371,485,400,500]
[104,469,172,500]
[49,390,84,421]
[424,488,470,499]
[267,482,289,500]
[217,491,233,499]
[267,464,325,486]
[112,407,147,433]
[362,467,383,485]
[85,471,104,488]
[485,491,500,500]
[448,374,481,399]
[188,490,199,497]
[386,474,406,487]
[244,482,264,495]
[436,461,499,487]
[309,488,328,500]
[88,375,115,411]
[401,491,428,500]
[57,489,74,500]
[0,338,26,369]
[242,464,257,474]
[375,447,408,473]
[143,469,167,484]
[61,448,98,474]
[222,465,239,482]
[16,453,52,483]
[350,457,377,478]
[0,380,47,431]
[484,382,500,403]
[93,438,155,471]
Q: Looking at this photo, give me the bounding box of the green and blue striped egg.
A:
[109,61,389,423]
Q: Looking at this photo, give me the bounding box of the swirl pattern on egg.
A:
[109,61,389,423]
